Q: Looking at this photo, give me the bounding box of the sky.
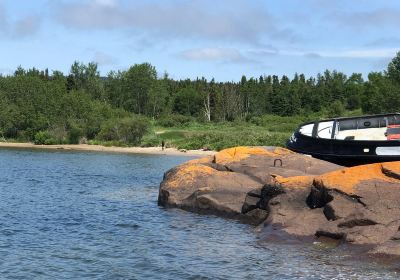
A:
[0,0,399,81]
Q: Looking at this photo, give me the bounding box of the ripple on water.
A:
[0,149,399,279]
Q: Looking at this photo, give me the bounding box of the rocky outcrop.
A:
[158,146,400,258]
[159,147,340,224]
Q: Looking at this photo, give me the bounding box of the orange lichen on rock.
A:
[214,146,293,165]
[165,164,216,189]
[185,156,213,165]
[271,147,295,156]
[315,161,400,194]
[274,174,314,189]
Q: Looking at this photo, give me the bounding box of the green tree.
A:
[387,51,400,83]
[67,61,103,99]
[327,100,345,117]
[122,63,157,115]
[147,79,168,118]
[345,73,363,110]
[361,72,387,114]
[173,86,202,116]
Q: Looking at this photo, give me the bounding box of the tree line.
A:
[0,52,399,145]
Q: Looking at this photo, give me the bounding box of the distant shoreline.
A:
[0,142,216,157]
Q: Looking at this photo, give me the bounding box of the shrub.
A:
[156,114,194,127]
[173,129,291,151]
[248,115,305,132]
[97,121,118,142]
[97,116,150,145]
[34,131,56,145]
[140,134,161,147]
[67,127,83,144]
[326,101,345,118]
[47,125,68,144]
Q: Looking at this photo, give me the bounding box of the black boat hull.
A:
[287,130,400,166]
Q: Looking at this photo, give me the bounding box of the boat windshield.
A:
[299,123,314,136]
[317,121,334,139]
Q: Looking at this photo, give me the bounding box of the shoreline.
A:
[0,142,216,157]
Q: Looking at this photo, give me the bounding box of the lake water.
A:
[0,149,398,279]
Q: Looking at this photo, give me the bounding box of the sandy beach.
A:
[0,142,216,157]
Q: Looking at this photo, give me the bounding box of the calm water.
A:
[0,149,397,279]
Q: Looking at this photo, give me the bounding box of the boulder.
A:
[159,146,341,225]
[158,146,400,258]
[158,161,263,221]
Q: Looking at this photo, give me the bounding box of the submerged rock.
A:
[158,146,400,258]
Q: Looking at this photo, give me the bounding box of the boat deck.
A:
[335,127,387,141]
[298,121,391,141]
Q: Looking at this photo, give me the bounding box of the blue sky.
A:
[0,0,399,81]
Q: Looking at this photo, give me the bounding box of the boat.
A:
[286,113,400,165]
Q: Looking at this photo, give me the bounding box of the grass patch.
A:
[151,115,304,151]
[93,111,366,151]
[172,130,291,151]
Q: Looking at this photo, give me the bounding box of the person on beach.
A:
[161,140,165,151]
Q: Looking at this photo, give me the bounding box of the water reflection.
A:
[0,149,398,279]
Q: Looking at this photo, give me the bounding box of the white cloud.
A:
[0,3,41,38]
[179,47,398,67]
[93,0,118,7]
[333,9,400,28]
[180,48,246,63]
[365,37,400,47]
[92,51,118,65]
[0,4,7,30]
[12,15,41,38]
[54,0,297,44]
[303,52,322,58]
[312,48,398,58]
[264,48,399,59]
[247,46,279,56]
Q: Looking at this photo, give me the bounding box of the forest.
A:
[0,52,399,150]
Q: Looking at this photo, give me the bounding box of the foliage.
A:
[67,127,83,144]
[34,131,56,145]
[248,115,309,132]
[97,116,150,145]
[156,114,195,127]
[387,51,400,84]
[1,55,400,148]
[153,121,293,151]
[174,130,290,151]
[326,100,345,118]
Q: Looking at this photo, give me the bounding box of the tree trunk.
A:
[204,92,211,122]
